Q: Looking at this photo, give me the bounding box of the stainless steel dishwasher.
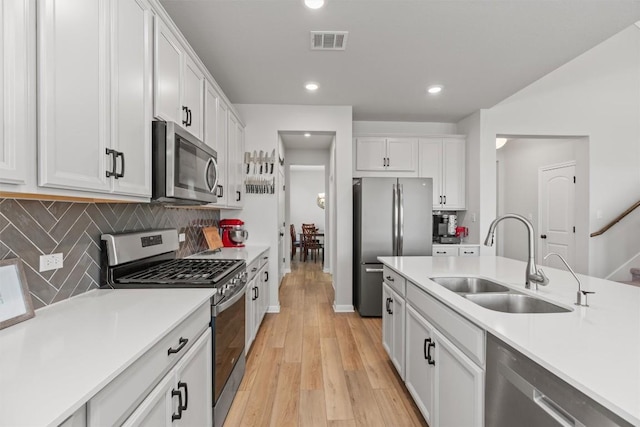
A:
[485,334,633,427]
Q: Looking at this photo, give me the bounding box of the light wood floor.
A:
[224,260,428,427]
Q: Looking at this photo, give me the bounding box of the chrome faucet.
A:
[484,214,549,290]
[544,252,594,307]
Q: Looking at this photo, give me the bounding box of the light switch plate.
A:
[178,233,186,242]
[40,253,63,272]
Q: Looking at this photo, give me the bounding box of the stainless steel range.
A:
[100,229,246,427]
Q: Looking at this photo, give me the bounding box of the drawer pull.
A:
[251,267,258,272]
[436,251,446,254]
[385,275,394,282]
[427,340,436,365]
[463,251,474,254]
[171,388,183,420]
[167,337,188,355]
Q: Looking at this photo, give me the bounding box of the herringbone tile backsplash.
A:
[0,198,219,309]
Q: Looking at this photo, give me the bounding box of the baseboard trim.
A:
[323,267,330,273]
[284,268,291,274]
[333,304,354,313]
[267,305,281,313]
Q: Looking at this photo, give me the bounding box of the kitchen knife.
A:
[259,150,264,174]
[244,152,250,174]
[270,149,275,174]
[252,150,257,174]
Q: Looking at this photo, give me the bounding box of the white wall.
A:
[289,168,325,235]
[228,104,353,312]
[470,24,640,278]
[353,120,457,135]
[496,138,589,272]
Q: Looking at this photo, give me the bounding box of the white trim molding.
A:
[333,304,354,313]
[267,305,281,313]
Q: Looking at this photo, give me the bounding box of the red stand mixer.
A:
[219,219,249,247]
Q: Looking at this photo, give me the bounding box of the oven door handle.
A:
[213,281,248,316]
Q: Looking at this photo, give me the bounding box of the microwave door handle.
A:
[209,157,219,193]
[204,157,214,192]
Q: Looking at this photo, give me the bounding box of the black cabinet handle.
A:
[388,298,393,315]
[236,190,241,202]
[256,285,259,298]
[187,108,192,127]
[115,151,125,178]
[385,297,391,314]
[182,106,189,126]
[105,148,117,177]
[385,275,394,282]
[540,234,547,239]
[216,185,224,197]
[178,382,188,411]
[436,251,446,254]
[251,267,258,272]
[171,388,183,421]
[264,271,269,282]
[423,338,429,359]
[443,195,446,205]
[427,339,435,365]
[439,195,442,204]
[167,337,188,355]
[252,286,258,301]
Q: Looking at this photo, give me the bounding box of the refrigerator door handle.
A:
[392,183,398,255]
[365,268,384,273]
[398,184,404,255]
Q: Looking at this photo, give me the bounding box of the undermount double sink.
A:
[429,277,572,314]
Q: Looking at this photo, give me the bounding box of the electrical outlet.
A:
[178,233,186,242]
[40,253,63,272]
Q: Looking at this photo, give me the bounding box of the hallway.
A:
[224,260,428,426]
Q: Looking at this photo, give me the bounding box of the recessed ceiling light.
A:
[496,138,508,149]
[305,82,319,91]
[304,133,311,138]
[427,85,443,94]
[304,0,325,9]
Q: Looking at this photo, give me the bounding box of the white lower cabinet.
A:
[246,252,269,352]
[122,328,212,427]
[402,282,485,427]
[382,282,405,378]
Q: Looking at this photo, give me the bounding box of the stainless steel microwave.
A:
[152,121,219,205]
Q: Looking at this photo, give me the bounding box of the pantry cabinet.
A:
[419,137,465,210]
[38,0,152,197]
[0,0,32,185]
[355,137,417,172]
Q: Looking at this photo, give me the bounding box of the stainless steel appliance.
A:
[152,121,220,205]
[100,229,246,427]
[486,333,632,427]
[353,178,433,316]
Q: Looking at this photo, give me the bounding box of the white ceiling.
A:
[280,131,334,150]
[161,0,640,122]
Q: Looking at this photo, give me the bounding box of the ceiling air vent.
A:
[310,31,348,50]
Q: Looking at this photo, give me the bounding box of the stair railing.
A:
[590,200,640,237]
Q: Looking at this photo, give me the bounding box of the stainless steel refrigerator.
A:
[353,177,433,316]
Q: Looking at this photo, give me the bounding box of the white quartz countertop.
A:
[188,245,270,265]
[378,255,640,426]
[0,288,214,427]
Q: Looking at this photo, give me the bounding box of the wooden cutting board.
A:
[202,226,224,250]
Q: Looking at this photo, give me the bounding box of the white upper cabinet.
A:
[38,0,152,197]
[154,18,182,125]
[38,0,111,192]
[419,137,466,210]
[226,112,245,208]
[0,0,32,185]
[111,0,152,197]
[355,137,417,172]
[182,55,205,140]
[204,81,227,205]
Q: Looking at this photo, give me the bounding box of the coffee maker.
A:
[432,213,460,244]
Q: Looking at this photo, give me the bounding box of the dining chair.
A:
[301,224,323,262]
[290,224,301,260]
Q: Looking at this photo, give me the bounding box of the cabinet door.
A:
[386,138,417,172]
[433,329,483,427]
[391,289,405,378]
[418,139,443,208]
[174,329,212,427]
[442,138,466,210]
[0,0,31,185]
[381,283,393,360]
[38,0,111,192]
[182,55,204,140]
[204,82,227,205]
[111,0,152,197]
[405,305,435,426]
[245,275,257,352]
[226,113,241,207]
[432,246,458,257]
[259,263,269,324]
[217,99,229,203]
[355,138,386,171]
[121,374,173,427]
[154,18,182,124]
[235,123,245,207]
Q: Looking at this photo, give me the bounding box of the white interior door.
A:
[539,163,576,268]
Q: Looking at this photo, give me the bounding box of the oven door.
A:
[212,283,246,404]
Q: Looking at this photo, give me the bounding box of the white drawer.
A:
[407,281,484,367]
[459,246,479,256]
[258,251,269,268]
[87,302,211,426]
[383,266,406,297]
[433,246,458,256]
[247,258,261,281]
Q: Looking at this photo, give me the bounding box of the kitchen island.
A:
[378,255,640,426]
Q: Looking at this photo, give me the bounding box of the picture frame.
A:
[0,258,35,330]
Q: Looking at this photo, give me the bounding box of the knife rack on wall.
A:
[244,149,276,194]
